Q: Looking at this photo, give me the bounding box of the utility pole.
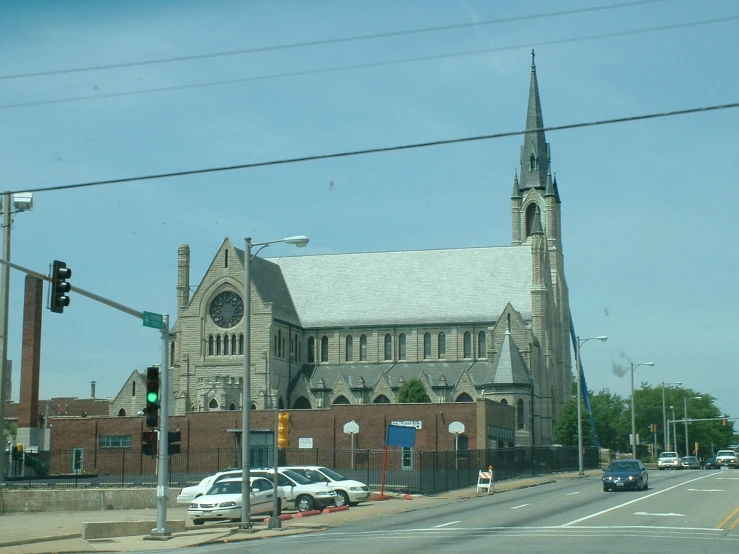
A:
[0,192,11,484]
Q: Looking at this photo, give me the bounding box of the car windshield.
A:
[660,453,677,458]
[608,462,640,471]
[318,467,346,481]
[683,457,697,462]
[281,470,311,485]
[207,480,242,496]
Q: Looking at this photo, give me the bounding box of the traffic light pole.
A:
[151,314,171,538]
[0,193,11,485]
[0,257,172,538]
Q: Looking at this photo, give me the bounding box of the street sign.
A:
[143,311,164,329]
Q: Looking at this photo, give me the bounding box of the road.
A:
[147,468,739,553]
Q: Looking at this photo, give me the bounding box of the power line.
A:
[12,101,739,196]
[0,0,670,81]
[2,15,735,112]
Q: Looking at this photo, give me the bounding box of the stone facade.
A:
[109,54,571,448]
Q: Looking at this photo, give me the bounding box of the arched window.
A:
[398,334,406,360]
[223,334,229,355]
[517,399,525,429]
[208,335,214,356]
[321,336,329,362]
[373,394,391,404]
[345,335,353,361]
[278,397,284,409]
[529,152,536,171]
[216,335,221,355]
[282,337,286,358]
[438,332,446,359]
[526,202,538,237]
[238,334,244,354]
[500,398,508,406]
[456,392,474,402]
[293,396,311,409]
[332,395,350,405]
[231,335,237,355]
[278,329,283,357]
[273,334,278,356]
[424,332,431,359]
[225,249,229,268]
[170,342,175,365]
[132,382,136,396]
[360,335,367,361]
[251,403,257,411]
[463,331,471,358]
[478,331,487,358]
[209,398,219,409]
[384,334,392,361]
[118,408,126,416]
[307,337,315,363]
[229,403,236,411]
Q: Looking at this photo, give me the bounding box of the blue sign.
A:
[386,424,416,448]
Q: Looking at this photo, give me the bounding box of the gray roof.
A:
[266,246,533,328]
[487,330,531,385]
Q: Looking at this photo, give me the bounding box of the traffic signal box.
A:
[277,412,290,448]
[142,431,157,456]
[145,366,160,429]
[724,416,728,427]
[49,260,72,313]
[168,431,182,455]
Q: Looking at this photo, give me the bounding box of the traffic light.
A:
[277,411,290,448]
[168,431,182,455]
[647,444,653,455]
[142,431,157,456]
[723,416,728,427]
[49,260,72,313]
[145,366,160,429]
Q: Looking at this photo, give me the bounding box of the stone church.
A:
[110,53,572,446]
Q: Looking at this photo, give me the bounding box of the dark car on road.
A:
[602,459,649,492]
[680,456,701,469]
[704,457,720,469]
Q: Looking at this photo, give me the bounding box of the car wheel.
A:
[334,491,349,508]
[603,485,609,492]
[193,519,204,526]
[296,495,315,513]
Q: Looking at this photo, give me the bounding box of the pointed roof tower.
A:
[519,50,550,191]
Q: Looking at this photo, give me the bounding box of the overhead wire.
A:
[0,0,671,81]
[11,101,739,196]
[2,15,736,111]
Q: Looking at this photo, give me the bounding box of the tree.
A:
[397,378,431,403]
[3,421,16,441]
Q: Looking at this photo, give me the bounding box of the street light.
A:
[661,381,681,452]
[670,405,677,452]
[0,191,33,485]
[241,235,308,530]
[575,335,607,475]
[630,361,655,459]
[683,395,701,458]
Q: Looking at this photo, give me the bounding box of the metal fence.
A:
[2,445,600,494]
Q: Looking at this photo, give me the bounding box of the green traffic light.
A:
[147,392,159,403]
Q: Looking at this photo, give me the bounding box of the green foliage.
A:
[397,378,431,403]
[3,421,17,441]
[553,383,735,456]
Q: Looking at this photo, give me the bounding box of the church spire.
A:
[520,50,550,190]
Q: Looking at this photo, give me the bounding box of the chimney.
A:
[90,380,97,398]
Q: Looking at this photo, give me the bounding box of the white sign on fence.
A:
[298,438,313,449]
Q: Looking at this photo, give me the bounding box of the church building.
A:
[111,53,572,447]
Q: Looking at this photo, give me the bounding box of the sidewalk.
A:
[0,471,600,553]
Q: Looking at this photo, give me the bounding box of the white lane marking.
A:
[634,512,685,517]
[716,477,739,480]
[511,503,530,510]
[560,471,715,527]
[687,488,724,492]
[433,520,461,528]
[566,491,580,496]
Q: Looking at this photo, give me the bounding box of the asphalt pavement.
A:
[0,471,599,553]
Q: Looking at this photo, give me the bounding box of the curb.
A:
[0,532,81,548]
[294,510,322,518]
[322,505,349,514]
[262,514,294,523]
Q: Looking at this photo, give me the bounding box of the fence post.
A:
[121,449,125,486]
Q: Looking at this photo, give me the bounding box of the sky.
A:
[0,0,737,420]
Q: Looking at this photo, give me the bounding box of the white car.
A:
[715,449,739,468]
[657,451,681,470]
[250,468,337,512]
[283,466,370,506]
[187,476,283,525]
[177,469,242,504]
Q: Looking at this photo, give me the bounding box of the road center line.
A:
[511,504,530,510]
[560,472,715,527]
[433,520,461,528]
[566,492,580,496]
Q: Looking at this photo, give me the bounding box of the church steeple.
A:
[519,50,550,190]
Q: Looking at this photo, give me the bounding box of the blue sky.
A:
[0,0,737,420]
